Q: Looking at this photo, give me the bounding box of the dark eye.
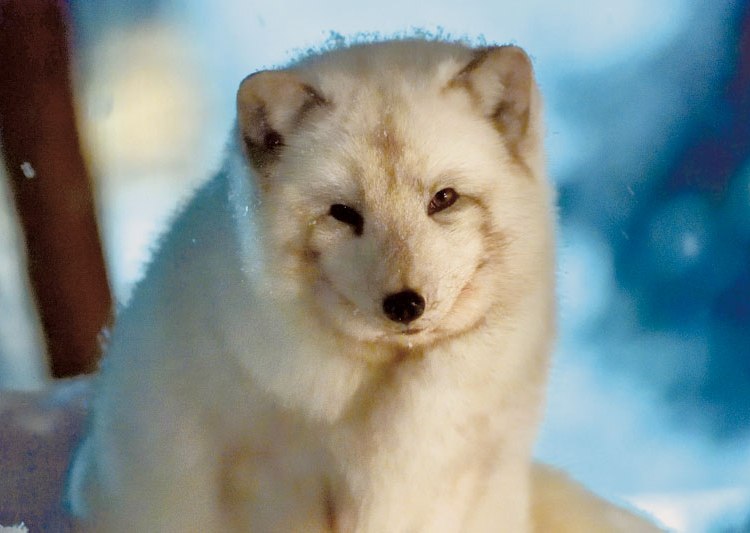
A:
[428,188,459,215]
[329,204,364,236]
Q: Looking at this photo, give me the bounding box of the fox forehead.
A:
[284,89,502,208]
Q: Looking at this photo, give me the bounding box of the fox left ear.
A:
[449,46,539,153]
[237,70,329,172]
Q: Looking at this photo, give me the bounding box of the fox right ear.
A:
[448,46,540,156]
[237,71,329,171]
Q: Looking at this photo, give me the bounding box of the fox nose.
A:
[383,290,426,324]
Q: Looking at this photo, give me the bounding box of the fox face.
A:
[237,41,552,349]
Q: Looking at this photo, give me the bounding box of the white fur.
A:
[67,39,662,532]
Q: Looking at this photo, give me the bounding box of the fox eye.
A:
[329,204,364,236]
[428,188,459,215]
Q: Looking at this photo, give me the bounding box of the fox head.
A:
[235,40,554,351]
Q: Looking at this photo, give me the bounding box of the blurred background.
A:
[1,0,748,531]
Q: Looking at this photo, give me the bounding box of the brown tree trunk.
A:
[0,0,112,377]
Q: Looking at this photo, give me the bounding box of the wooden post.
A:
[0,0,112,377]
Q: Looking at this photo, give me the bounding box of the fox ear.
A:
[449,46,539,151]
[237,71,328,170]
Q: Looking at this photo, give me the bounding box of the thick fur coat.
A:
[68,39,661,532]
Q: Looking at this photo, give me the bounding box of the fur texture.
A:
[67,39,661,532]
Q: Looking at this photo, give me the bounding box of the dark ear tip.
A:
[238,71,257,91]
[489,45,533,70]
[498,44,527,54]
[239,71,258,87]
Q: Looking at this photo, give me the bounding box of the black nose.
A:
[383,290,426,324]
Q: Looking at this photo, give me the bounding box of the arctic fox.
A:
[68,39,661,532]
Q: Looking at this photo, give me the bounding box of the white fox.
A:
[68,39,661,532]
